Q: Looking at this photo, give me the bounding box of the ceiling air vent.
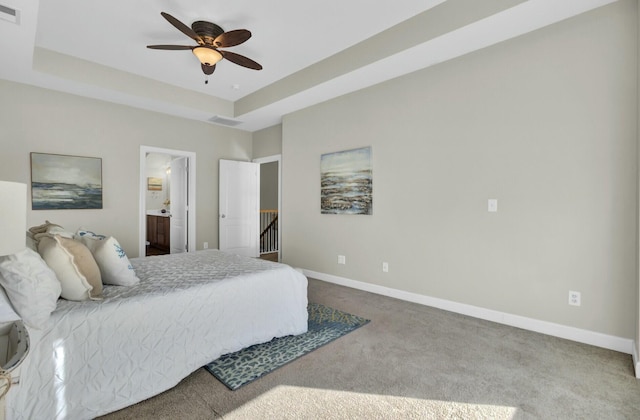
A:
[208,115,242,127]
[0,4,19,24]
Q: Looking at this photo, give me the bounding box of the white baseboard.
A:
[633,341,640,379]
[302,269,634,355]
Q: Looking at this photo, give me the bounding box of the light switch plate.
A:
[488,199,498,212]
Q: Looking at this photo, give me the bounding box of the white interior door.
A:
[219,159,259,257]
[170,157,188,254]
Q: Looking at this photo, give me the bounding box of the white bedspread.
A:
[6,250,308,419]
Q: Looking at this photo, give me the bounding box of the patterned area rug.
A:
[204,303,370,390]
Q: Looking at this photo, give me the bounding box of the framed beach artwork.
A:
[30,152,103,210]
[320,146,372,215]
[147,177,163,191]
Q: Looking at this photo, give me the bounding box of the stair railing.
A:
[260,210,278,254]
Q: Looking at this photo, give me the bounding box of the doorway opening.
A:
[254,155,281,262]
[139,146,196,258]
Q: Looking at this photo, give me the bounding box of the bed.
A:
[4,249,308,419]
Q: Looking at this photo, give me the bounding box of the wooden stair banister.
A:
[260,215,278,238]
[260,210,278,254]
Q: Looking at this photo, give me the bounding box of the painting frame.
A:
[30,152,103,210]
[147,177,163,191]
[320,146,372,215]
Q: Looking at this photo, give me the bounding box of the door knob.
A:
[221,214,226,218]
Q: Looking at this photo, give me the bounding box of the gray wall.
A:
[0,80,252,257]
[282,0,638,339]
[253,125,283,158]
[254,124,282,210]
[260,161,279,210]
[637,0,640,372]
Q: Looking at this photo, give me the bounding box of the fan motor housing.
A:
[192,21,224,45]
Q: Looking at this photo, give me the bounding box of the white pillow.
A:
[38,235,103,301]
[76,234,140,286]
[0,286,20,323]
[25,231,37,252]
[0,248,61,329]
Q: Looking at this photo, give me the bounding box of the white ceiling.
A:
[0,0,617,132]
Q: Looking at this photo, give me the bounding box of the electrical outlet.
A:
[203,242,208,249]
[338,255,346,264]
[568,291,581,306]
[382,262,389,272]
[488,199,498,212]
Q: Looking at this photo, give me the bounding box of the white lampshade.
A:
[192,47,223,66]
[0,181,27,256]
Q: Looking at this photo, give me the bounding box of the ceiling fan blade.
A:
[147,45,194,50]
[202,63,216,75]
[220,50,262,70]
[213,29,252,48]
[161,12,203,44]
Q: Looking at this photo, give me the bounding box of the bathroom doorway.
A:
[139,146,196,258]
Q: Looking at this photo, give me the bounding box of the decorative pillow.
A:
[76,228,107,240]
[28,220,63,235]
[46,225,75,239]
[37,235,103,301]
[30,221,75,249]
[0,248,61,329]
[33,227,74,242]
[76,234,140,286]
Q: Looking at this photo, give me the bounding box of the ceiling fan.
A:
[147,12,262,78]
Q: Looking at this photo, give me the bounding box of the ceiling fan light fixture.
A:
[192,47,222,66]
[150,13,261,75]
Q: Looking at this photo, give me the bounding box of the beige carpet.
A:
[99,278,640,419]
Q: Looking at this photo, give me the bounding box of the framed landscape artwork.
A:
[321,146,372,215]
[147,177,163,191]
[30,152,103,210]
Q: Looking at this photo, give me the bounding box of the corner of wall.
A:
[252,124,283,159]
[633,340,640,378]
